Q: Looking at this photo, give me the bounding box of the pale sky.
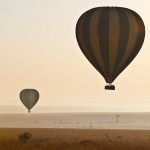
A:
[0,0,150,112]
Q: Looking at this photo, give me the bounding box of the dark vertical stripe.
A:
[81,8,105,76]
[112,8,129,77]
[98,7,110,78]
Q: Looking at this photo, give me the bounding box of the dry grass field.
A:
[1,128,150,150]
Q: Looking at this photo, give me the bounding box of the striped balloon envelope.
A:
[20,89,39,113]
[76,7,145,90]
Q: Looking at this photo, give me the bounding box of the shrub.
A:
[18,132,32,143]
[80,139,91,145]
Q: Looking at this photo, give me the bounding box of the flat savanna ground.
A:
[1,128,150,150]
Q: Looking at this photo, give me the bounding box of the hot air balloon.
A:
[20,89,39,113]
[76,7,145,90]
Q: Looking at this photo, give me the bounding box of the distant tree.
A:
[115,115,120,123]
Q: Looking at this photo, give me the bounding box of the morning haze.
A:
[0,0,149,112]
[1,1,150,150]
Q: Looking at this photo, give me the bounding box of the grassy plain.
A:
[1,128,150,150]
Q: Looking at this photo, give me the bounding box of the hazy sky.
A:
[0,0,150,112]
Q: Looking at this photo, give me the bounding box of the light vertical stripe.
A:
[109,7,120,77]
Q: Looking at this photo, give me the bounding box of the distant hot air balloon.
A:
[20,89,39,113]
[76,7,145,90]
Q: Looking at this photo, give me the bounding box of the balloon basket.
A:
[105,84,115,90]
